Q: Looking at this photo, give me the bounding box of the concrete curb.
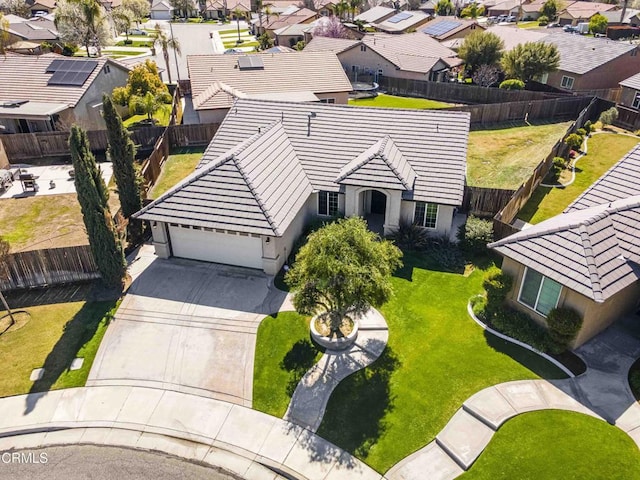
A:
[466,299,575,378]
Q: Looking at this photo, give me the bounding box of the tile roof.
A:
[0,52,127,108]
[544,33,637,75]
[562,0,617,19]
[136,122,313,236]
[420,16,484,40]
[263,8,317,31]
[566,142,640,212]
[354,6,396,23]
[521,0,547,13]
[6,21,59,41]
[336,136,417,190]
[490,196,640,302]
[187,52,352,111]
[602,7,640,23]
[375,10,431,33]
[488,0,521,11]
[198,98,470,205]
[303,36,359,54]
[620,71,640,91]
[486,25,548,51]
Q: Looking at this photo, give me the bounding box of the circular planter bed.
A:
[310,314,358,351]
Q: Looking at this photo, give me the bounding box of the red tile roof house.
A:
[135,99,470,274]
[539,33,640,91]
[490,144,640,347]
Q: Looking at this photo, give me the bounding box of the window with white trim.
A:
[560,75,574,90]
[360,45,367,52]
[413,202,438,229]
[633,92,640,110]
[318,191,339,216]
[518,268,562,317]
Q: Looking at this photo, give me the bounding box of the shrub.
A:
[598,107,619,126]
[576,128,586,137]
[491,306,555,352]
[483,270,513,306]
[565,133,583,151]
[538,15,549,26]
[569,149,577,159]
[553,156,568,169]
[388,222,430,251]
[546,307,582,347]
[458,215,494,254]
[424,236,466,272]
[471,295,488,321]
[499,79,525,90]
[583,120,593,133]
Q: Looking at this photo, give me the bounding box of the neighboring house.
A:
[315,0,338,16]
[135,99,470,274]
[619,71,640,111]
[354,5,396,24]
[187,51,352,123]
[490,144,640,347]
[374,10,431,34]
[150,0,175,19]
[484,25,548,51]
[0,52,129,133]
[557,1,618,26]
[519,0,545,20]
[540,33,640,91]
[2,15,60,48]
[418,0,437,15]
[305,32,462,81]
[202,0,251,20]
[256,7,318,37]
[487,0,522,17]
[29,0,57,16]
[602,7,640,26]
[274,23,312,47]
[420,16,485,42]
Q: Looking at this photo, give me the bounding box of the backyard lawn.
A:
[0,195,87,252]
[0,295,118,397]
[123,108,171,128]
[348,94,453,110]
[254,252,567,473]
[148,147,205,199]
[461,410,640,479]
[467,121,572,189]
[517,133,640,224]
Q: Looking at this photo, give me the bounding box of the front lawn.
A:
[123,108,171,128]
[0,195,87,252]
[253,312,323,417]
[466,121,572,189]
[348,94,453,110]
[461,410,640,479]
[115,40,152,47]
[148,147,205,199]
[517,133,640,224]
[0,295,118,397]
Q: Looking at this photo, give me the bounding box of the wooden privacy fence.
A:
[493,97,600,240]
[465,187,517,217]
[0,245,100,290]
[0,138,8,170]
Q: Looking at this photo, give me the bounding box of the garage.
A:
[168,225,263,270]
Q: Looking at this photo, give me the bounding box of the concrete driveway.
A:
[88,253,289,407]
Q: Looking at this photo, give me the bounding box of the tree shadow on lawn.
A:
[515,186,553,223]
[282,337,324,397]
[313,346,400,461]
[24,300,117,414]
[394,251,497,282]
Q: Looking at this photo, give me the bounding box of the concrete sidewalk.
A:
[0,385,383,480]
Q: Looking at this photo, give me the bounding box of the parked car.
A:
[505,15,516,22]
[547,22,561,28]
[563,24,577,32]
[127,28,148,35]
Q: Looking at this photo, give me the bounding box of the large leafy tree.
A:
[128,90,170,121]
[121,0,150,26]
[3,0,31,18]
[112,60,171,106]
[501,41,560,82]
[461,2,485,18]
[313,15,350,39]
[69,125,126,287]
[540,0,560,20]
[286,217,403,337]
[151,23,181,84]
[55,0,110,57]
[435,0,455,15]
[102,94,144,242]
[0,14,9,56]
[589,13,608,34]
[458,31,504,75]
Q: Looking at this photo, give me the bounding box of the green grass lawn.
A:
[348,94,453,110]
[102,49,147,57]
[148,147,205,199]
[115,40,152,47]
[467,121,572,189]
[0,300,118,397]
[517,133,640,224]
[253,312,324,417]
[123,108,171,128]
[517,21,542,29]
[461,410,640,479]
[223,40,258,48]
[255,252,567,473]
[219,28,248,36]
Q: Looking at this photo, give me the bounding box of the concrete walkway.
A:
[284,309,388,432]
[0,385,383,480]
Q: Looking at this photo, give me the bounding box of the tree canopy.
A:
[435,0,455,16]
[312,15,350,39]
[589,13,608,34]
[461,2,485,18]
[501,41,560,82]
[55,0,111,57]
[458,31,504,75]
[121,0,149,25]
[112,60,171,106]
[540,0,559,20]
[285,217,403,336]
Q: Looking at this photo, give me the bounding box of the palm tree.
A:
[152,23,181,84]
[348,0,360,21]
[129,91,170,122]
[232,7,246,43]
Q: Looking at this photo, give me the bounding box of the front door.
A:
[371,190,386,215]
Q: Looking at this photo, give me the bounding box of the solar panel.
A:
[422,20,462,36]
[46,59,64,73]
[237,55,264,70]
[387,12,412,23]
[46,59,98,86]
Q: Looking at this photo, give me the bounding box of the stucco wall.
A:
[315,92,349,104]
[198,108,231,124]
[619,86,639,110]
[501,256,640,347]
[337,47,432,81]
[75,63,130,130]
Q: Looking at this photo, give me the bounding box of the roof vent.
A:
[2,100,29,108]
[307,111,316,136]
[237,56,264,70]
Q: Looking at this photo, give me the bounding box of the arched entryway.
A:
[358,189,387,234]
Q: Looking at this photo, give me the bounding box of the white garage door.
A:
[168,226,263,270]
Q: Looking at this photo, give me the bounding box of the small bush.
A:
[389,222,430,251]
[565,133,583,151]
[538,15,549,25]
[546,307,582,348]
[424,236,466,272]
[458,215,494,254]
[483,270,513,306]
[553,156,568,169]
[499,79,525,90]
[576,128,586,137]
[598,107,619,126]
[471,295,488,321]
[491,306,556,352]
[583,120,593,133]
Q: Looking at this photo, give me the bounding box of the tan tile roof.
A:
[375,10,430,33]
[263,8,317,30]
[187,52,352,111]
[563,0,617,19]
[486,25,548,51]
[0,52,126,108]
[420,16,485,41]
[354,6,396,23]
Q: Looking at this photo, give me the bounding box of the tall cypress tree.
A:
[69,125,126,287]
[102,94,144,242]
